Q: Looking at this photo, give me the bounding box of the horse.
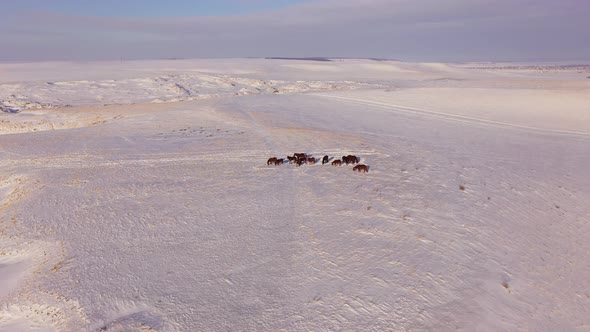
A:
[287,156,296,164]
[343,155,358,165]
[332,159,342,166]
[274,158,284,165]
[347,155,359,164]
[267,157,278,165]
[293,153,306,160]
[322,155,329,164]
[307,157,316,164]
[353,164,369,173]
[295,158,304,167]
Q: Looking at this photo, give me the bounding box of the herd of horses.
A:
[267,153,369,173]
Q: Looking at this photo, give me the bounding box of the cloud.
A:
[1,0,588,61]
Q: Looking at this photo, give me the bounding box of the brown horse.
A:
[274,158,284,165]
[332,159,342,166]
[322,155,329,164]
[343,155,358,165]
[293,153,306,160]
[295,158,304,167]
[267,157,278,165]
[353,164,369,173]
[307,157,316,164]
[287,156,296,164]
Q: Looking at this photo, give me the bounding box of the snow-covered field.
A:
[1,59,589,331]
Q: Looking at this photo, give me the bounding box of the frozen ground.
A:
[1,59,589,331]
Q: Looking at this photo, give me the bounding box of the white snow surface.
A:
[1,58,589,331]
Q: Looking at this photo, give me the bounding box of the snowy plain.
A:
[1,58,589,331]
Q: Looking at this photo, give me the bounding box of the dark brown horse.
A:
[342,155,359,165]
[307,157,316,164]
[274,158,284,165]
[267,157,278,165]
[293,153,306,160]
[332,159,342,166]
[287,156,296,164]
[295,158,304,167]
[322,155,329,164]
[353,164,368,173]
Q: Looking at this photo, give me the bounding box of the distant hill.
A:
[265,57,404,62]
[265,57,332,62]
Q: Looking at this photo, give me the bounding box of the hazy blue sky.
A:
[2,0,310,17]
[1,0,588,62]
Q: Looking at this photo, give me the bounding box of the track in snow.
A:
[312,93,590,138]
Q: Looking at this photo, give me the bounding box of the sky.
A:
[0,0,589,62]
[1,0,310,17]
